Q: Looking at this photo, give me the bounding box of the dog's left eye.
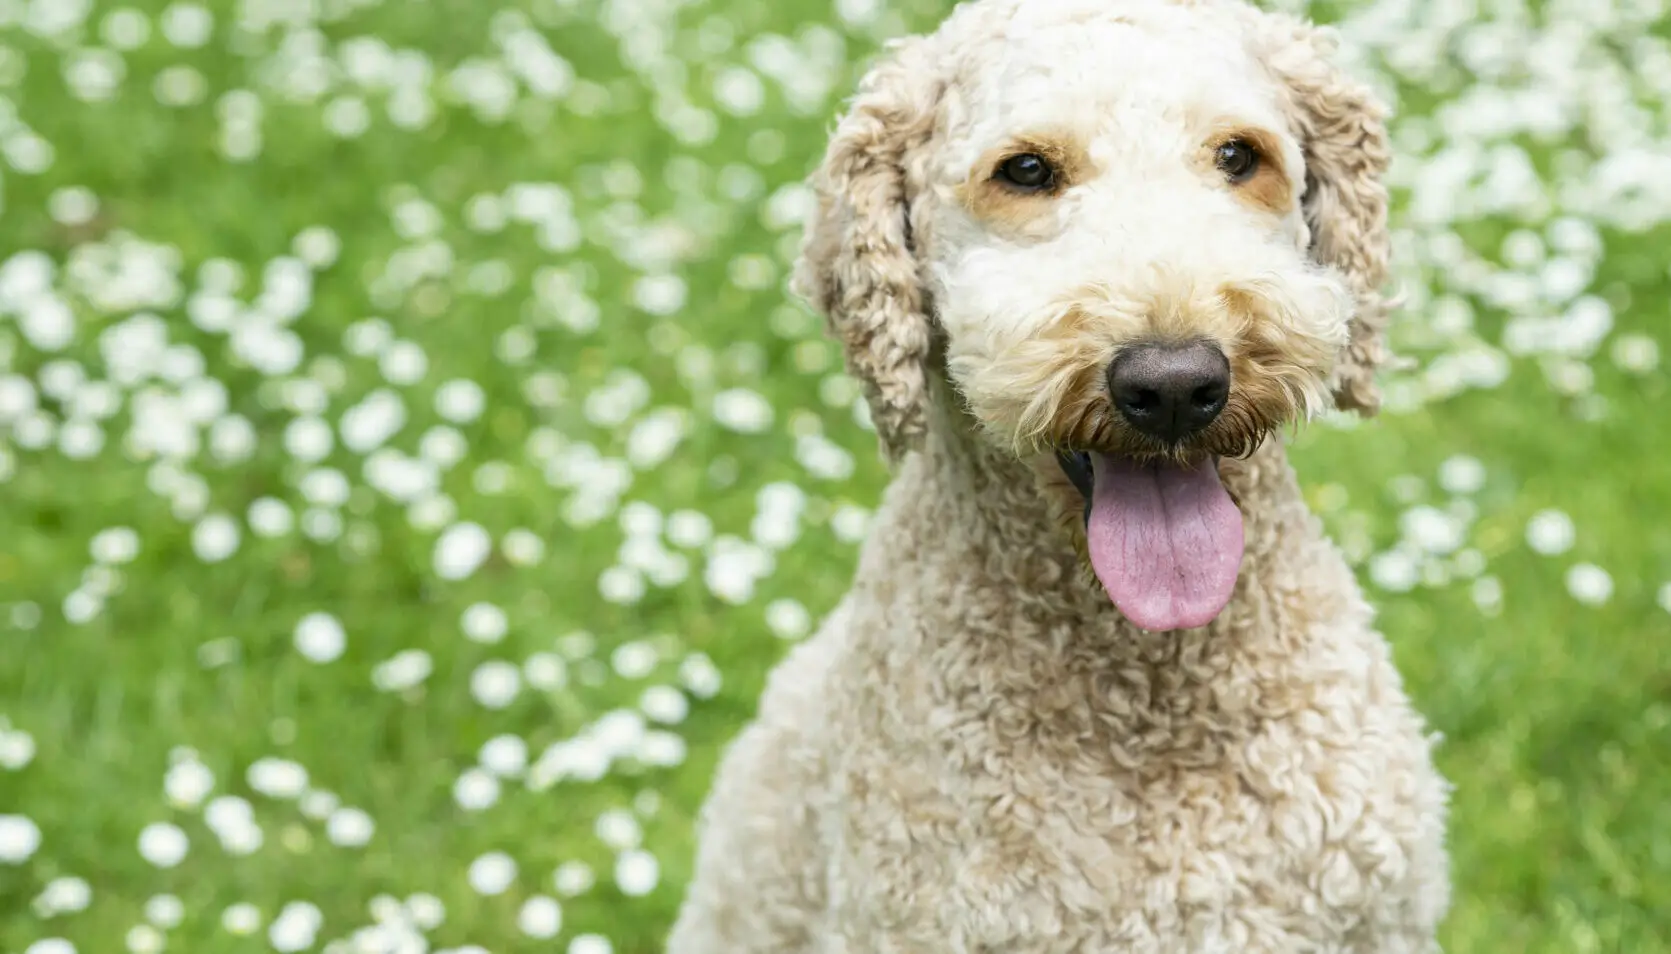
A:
[995,153,1056,191]
[1214,140,1261,182]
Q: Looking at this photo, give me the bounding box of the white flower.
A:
[711,388,774,433]
[1526,509,1576,556]
[766,598,812,639]
[479,735,527,776]
[632,274,687,315]
[284,416,334,462]
[125,925,164,954]
[267,902,322,953]
[460,602,508,644]
[594,809,641,851]
[372,650,433,692]
[137,822,189,868]
[161,3,213,47]
[248,497,295,537]
[552,861,594,897]
[453,768,500,812]
[1399,506,1465,555]
[569,935,613,954]
[524,652,568,692]
[0,728,37,770]
[89,526,140,564]
[502,528,546,566]
[1565,563,1613,606]
[639,685,689,724]
[517,896,563,939]
[36,876,93,915]
[379,341,428,385]
[247,758,308,799]
[467,852,517,896]
[598,565,646,604]
[666,510,713,548]
[614,849,659,896]
[191,513,241,562]
[340,388,408,452]
[144,894,184,928]
[626,409,688,469]
[1436,454,1486,495]
[434,522,492,580]
[1369,549,1420,593]
[611,640,658,679]
[405,893,445,930]
[293,612,346,663]
[326,807,374,847]
[470,661,522,709]
[221,902,262,935]
[435,378,487,423]
[679,654,723,698]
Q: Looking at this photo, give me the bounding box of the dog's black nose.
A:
[1107,340,1230,443]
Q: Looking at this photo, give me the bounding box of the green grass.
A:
[1,0,1669,952]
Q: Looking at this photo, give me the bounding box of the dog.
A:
[666,0,1452,950]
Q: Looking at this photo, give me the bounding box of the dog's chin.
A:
[1052,445,1246,634]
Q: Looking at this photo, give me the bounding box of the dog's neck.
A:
[858,386,1334,655]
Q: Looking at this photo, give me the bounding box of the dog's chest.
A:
[831,703,1413,954]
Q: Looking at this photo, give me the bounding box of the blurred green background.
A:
[1,0,1668,951]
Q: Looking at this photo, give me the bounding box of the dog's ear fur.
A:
[1250,13,1396,416]
[790,37,942,463]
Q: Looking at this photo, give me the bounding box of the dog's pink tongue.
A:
[1084,453,1244,632]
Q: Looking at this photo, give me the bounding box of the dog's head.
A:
[792,0,1395,631]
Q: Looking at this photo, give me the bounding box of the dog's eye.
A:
[1214,140,1260,182]
[995,153,1055,191]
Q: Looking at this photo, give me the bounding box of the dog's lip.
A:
[1055,450,1095,525]
[1056,449,1095,501]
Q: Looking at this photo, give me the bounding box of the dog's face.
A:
[794,0,1395,632]
[928,6,1351,460]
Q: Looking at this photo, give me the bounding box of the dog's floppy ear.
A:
[790,36,942,463]
[1252,14,1396,416]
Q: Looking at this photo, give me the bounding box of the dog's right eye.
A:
[995,153,1055,191]
[1214,139,1261,183]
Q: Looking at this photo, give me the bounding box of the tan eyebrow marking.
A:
[956,131,1093,237]
[1200,126,1293,216]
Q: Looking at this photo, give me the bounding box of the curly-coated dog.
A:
[667,0,1452,950]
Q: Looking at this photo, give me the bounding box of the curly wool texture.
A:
[670,0,1451,950]
[1241,9,1399,415]
[789,34,943,465]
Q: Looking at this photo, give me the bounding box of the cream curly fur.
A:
[667,0,1452,950]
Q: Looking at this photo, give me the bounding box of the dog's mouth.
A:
[1056,450,1245,633]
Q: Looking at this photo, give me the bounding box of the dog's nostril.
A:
[1191,382,1227,410]
[1107,340,1231,444]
